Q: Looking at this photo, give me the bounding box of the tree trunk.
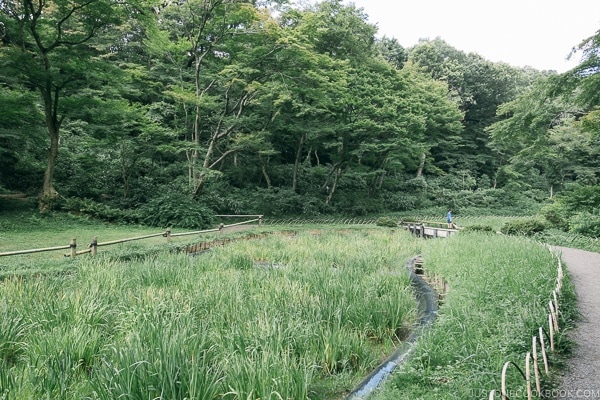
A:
[40,126,60,211]
[326,165,342,204]
[39,85,61,211]
[262,163,272,189]
[416,153,426,177]
[292,133,306,192]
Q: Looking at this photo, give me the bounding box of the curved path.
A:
[554,246,600,398]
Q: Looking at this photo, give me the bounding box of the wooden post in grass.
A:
[550,298,559,332]
[259,215,263,226]
[525,352,533,400]
[538,327,549,375]
[532,336,541,394]
[164,228,172,242]
[500,362,509,400]
[90,237,98,256]
[219,223,224,234]
[70,238,77,258]
[548,314,555,352]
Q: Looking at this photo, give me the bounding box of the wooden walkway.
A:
[403,222,459,238]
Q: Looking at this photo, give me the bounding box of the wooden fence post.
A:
[259,215,263,226]
[219,223,224,234]
[90,237,98,256]
[70,238,77,258]
[164,228,172,242]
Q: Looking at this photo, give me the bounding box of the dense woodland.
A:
[1,0,599,232]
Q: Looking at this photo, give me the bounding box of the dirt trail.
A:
[553,246,600,399]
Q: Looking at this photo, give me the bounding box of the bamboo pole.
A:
[501,362,510,400]
[525,352,532,400]
[548,314,555,352]
[532,336,541,394]
[0,244,71,256]
[538,327,549,375]
[549,300,559,333]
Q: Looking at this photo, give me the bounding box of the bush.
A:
[375,217,398,228]
[569,212,600,237]
[139,192,215,229]
[500,218,546,236]
[61,197,140,223]
[462,224,495,233]
[541,201,570,231]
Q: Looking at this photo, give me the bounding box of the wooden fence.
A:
[0,215,262,258]
[488,248,564,400]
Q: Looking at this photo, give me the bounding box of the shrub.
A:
[541,201,570,231]
[61,197,140,223]
[462,224,494,233]
[375,217,398,228]
[569,212,600,237]
[500,218,546,236]
[139,192,215,229]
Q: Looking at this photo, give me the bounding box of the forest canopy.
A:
[1,0,599,230]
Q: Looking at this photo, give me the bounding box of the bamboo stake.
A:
[501,362,510,400]
[549,300,559,333]
[532,336,541,394]
[525,352,532,400]
[548,314,555,352]
[539,327,549,375]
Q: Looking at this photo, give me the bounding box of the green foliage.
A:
[1,0,598,219]
[541,201,571,231]
[500,218,546,236]
[542,185,600,236]
[375,217,398,228]
[534,229,600,253]
[139,192,215,229]
[569,211,600,237]
[0,228,419,399]
[374,234,574,399]
[61,197,140,224]
[461,224,494,233]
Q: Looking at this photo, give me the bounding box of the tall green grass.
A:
[371,232,575,399]
[0,228,419,399]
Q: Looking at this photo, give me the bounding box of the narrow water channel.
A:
[345,257,439,400]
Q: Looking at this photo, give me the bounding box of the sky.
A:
[342,0,600,72]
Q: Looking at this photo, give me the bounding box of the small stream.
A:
[345,257,439,400]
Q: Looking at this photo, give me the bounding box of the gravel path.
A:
[553,246,600,399]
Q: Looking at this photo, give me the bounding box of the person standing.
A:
[446,210,452,229]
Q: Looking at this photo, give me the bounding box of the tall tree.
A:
[0,0,142,210]
[487,78,589,193]
[148,0,286,196]
[409,38,539,180]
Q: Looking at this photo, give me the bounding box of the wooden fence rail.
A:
[0,215,262,258]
